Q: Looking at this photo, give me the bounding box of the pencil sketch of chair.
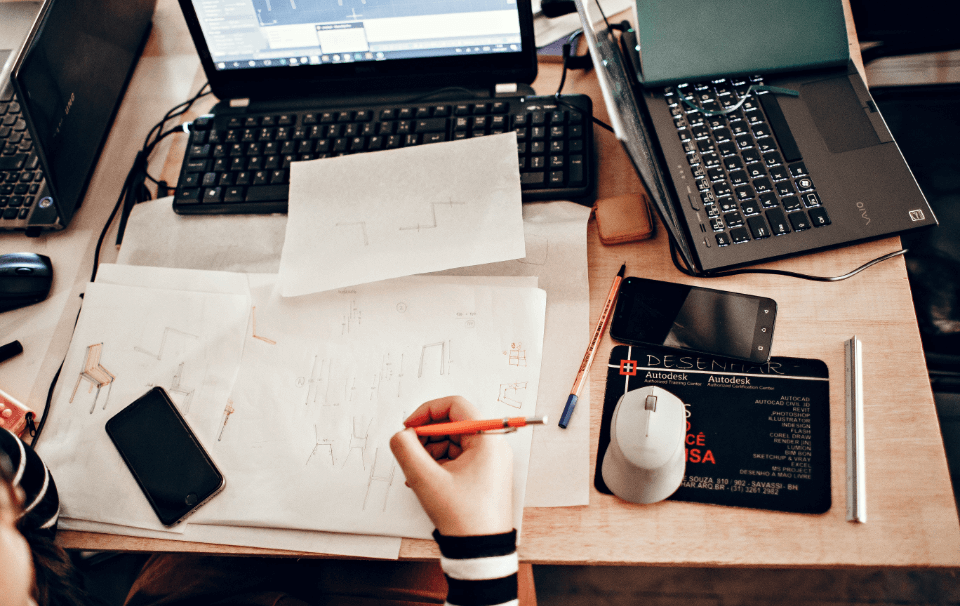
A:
[70,343,116,414]
[167,362,195,413]
[363,448,396,512]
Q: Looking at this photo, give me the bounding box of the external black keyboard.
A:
[668,76,830,247]
[0,86,45,227]
[173,94,593,215]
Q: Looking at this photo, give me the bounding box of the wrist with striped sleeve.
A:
[433,529,519,606]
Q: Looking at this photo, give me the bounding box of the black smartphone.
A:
[610,277,777,363]
[105,387,225,526]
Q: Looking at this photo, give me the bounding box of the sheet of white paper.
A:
[190,275,546,539]
[95,264,251,295]
[35,282,249,533]
[58,517,402,559]
[115,197,287,273]
[432,201,592,506]
[114,200,591,507]
[279,134,525,296]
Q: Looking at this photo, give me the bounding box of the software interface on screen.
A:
[192,0,524,69]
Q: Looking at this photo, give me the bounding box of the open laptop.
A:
[0,0,155,235]
[573,0,937,274]
[172,0,594,215]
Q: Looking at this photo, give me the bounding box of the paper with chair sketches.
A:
[431,201,592,507]
[190,274,545,539]
[35,282,249,532]
[278,133,526,296]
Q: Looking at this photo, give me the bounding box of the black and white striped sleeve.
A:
[433,529,519,606]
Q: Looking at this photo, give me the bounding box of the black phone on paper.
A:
[610,277,777,363]
[105,386,225,526]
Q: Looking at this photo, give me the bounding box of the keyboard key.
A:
[202,187,223,203]
[728,170,748,186]
[245,184,288,202]
[724,211,744,228]
[809,206,831,227]
[775,181,796,197]
[779,196,800,212]
[713,182,733,198]
[224,187,245,203]
[740,199,760,215]
[521,172,545,186]
[730,227,750,243]
[747,215,771,239]
[763,151,783,167]
[803,191,822,207]
[723,156,744,172]
[788,162,808,177]
[768,165,789,181]
[716,232,731,246]
[765,207,791,235]
[795,176,815,191]
[718,198,738,213]
[568,155,585,187]
[735,185,755,201]
[788,211,811,231]
[759,192,779,209]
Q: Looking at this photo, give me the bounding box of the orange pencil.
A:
[558,263,625,428]
[414,416,548,437]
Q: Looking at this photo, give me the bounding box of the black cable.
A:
[36,83,213,440]
[96,81,210,269]
[669,239,909,281]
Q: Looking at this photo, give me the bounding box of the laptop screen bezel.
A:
[177,0,539,101]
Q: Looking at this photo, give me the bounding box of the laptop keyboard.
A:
[667,77,830,247]
[0,86,45,227]
[173,94,593,215]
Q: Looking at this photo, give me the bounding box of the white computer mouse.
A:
[602,385,686,504]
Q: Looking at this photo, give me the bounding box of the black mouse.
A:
[0,252,53,313]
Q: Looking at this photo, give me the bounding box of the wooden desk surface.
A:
[50,0,960,567]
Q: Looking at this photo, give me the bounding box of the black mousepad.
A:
[595,345,831,514]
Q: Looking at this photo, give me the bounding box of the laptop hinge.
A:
[229,98,251,108]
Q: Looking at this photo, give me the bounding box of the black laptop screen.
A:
[193,0,523,69]
[179,0,536,99]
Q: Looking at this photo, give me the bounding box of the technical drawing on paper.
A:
[418,341,450,377]
[341,300,361,334]
[342,416,373,469]
[301,356,331,406]
[306,424,336,467]
[71,343,116,414]
[399,200,465,232]
[218,401,235,441]
[363,448,395,512]
[167,362,197,413]
[378,352,404,397]
[506,343,526,367]
[251,307,277,345]
[336,221,369,246]
[498,382,528,409]
[135,327,199,360]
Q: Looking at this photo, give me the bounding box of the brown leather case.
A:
[594,193,655,244]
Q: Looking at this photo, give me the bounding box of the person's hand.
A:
[389,396,513,537]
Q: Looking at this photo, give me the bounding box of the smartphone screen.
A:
[105,387,224,526]
[610,277,777,363]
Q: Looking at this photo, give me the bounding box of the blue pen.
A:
[559,264,625,428]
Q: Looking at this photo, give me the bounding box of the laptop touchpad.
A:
[801,76,880,154]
